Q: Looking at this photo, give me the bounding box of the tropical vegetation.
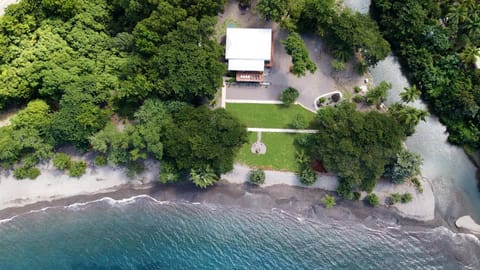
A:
[249,169,266,185]
[0,0,248,186]
[372,0,480,149]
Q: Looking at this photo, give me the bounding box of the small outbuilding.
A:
[225,28,273,82]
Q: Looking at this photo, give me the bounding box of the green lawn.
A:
[236,132,299,171]
[226,103,316,128]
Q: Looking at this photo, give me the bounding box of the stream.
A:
[345,0,480,222]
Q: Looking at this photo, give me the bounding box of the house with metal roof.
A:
[225,28,273,82]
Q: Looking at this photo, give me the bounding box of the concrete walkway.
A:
[225,99,283,104]
[247,128,318,133]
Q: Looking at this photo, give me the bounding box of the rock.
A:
[456,215,480,234]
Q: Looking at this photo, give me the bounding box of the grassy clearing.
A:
[236,132,299,171]
[226,103,316,128]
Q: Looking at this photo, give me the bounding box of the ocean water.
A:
[0,195,479,269]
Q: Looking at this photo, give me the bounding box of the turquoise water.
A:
[0,196,479,269]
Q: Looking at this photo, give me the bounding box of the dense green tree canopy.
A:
[372,0,480,148]
[257,0,389,67]
[384,149,422,184]
[0,0,245,183]
[308,102,405,192]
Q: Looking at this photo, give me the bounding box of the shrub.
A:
[365,193,379,207]
[69,161,87,177]
[390,193,402,204]
[126,161,145,178]
[401,193,413,203]
[94,155,107,166]
[190,166,219,188]
[14,167,41,180]
[280,87,299,106]
[294,135,311,148]
[290,114,307,129]
[331,93,341,102]
[249,169,265,185]
[322,194,336,208]
[354,86,362,93]
[299,166,317,185]
[353,191,361,201]
[353,95,364,103]
[331,59,346,71]
[53,153,71,170]
[337,180,354,200]
[411,177,423,193]
[385,149,422,184]
[318,97,327,104]
[159,162,181,184]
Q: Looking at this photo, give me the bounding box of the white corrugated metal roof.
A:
[225,28,272,61]
[228,59,265,71]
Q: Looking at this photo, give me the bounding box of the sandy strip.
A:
[0,160,159,211]
[223,164,435,221]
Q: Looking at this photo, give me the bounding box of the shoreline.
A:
[0,155,476,237]
[0,161,465,237]
[0,180,443,231]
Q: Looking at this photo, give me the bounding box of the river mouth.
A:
[342,0,480,223]
[369,55,480,222]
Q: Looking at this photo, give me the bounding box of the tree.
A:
[10,99,52,135]
[365,193,379,207]
[47,91,109,149]
[322,194,336,208]
[69,161,87,177]
[53,153,71,170]
[390,193,402,204]
[150,17,225,102]
[162,104,247,175]
[331,59,346,71]
[0,126,52,168]
[14,166,41,180]
[384,149,423,184]
[365,81,391,106]
[280,87,299,106]
[94,155,107,166]
[328,9,390,66]
[400,85,422,103]
[309,102,405,193]
[159,161,182,184]
[190,166,219,188]
[299,166,317,185]
[256,0,289,22]
[401,192,413,203]
[388,103,429,136]
[459,46,480,67]
[282,32,317,76]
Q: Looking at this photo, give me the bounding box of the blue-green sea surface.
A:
[0,196,479,269]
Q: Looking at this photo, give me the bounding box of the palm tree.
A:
[389,103,429,136]
[400,85,422,103]
[190,166,219,188]
[459,46,480,67]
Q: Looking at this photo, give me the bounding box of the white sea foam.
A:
[0,194,171,225]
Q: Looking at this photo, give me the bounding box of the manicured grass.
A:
[226,103,316,128]
[236,132,299,171]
